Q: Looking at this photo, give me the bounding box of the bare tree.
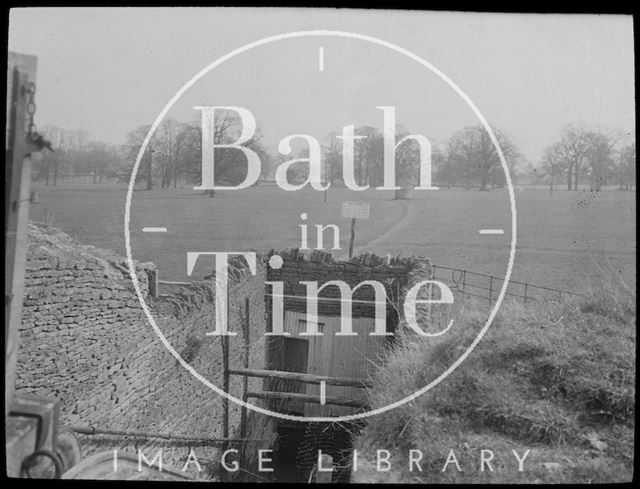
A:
[555,124,589,190]
[541,142,565,195]
[323,131,343,187]
[37,126,102,184]
[87,141,119,184]
[320,125,432,191]
[355,126,384,187]
[617,142,636,191]
[157,119,178,188]
[583,129,618,192]
[446,124,520,190]
[123,124,154,189]
[176,111,268,197]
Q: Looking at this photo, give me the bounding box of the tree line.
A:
[32,125,121,185]
[539,123,635,192]
[32,118,635,193]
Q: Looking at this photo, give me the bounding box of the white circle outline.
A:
[124,30,517,423]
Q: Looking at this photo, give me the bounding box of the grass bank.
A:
[352,270,635,483]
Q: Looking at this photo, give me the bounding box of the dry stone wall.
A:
[16,225,433,480]
[266,248,432,318]
[16,223,269,479]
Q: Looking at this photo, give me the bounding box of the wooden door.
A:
[280,337,309,414]
[282,311,386,417]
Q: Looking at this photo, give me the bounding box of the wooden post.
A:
[5,66,31,417]
[148,268,159,299]
[489,276,493,305]
[221,328,230,481]
[212,285,231,478]
[348,218,356,258]
[222,338,229,438]
[239,298,250,479]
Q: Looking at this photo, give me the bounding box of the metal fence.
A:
[431,264,583,304]
[152,263,584,306]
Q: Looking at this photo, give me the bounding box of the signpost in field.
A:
[341,201,371,258]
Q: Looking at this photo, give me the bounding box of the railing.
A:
[63,425,255,446]
[431,264,584,304]
[229,368,370,409]
[228,367,372,388]
[149,263,584,306]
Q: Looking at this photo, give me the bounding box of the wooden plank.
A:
[268,292,393,305]
[5,66,32,417]
[158,280,193,286]
[279,311,383,417]
[6,53,37,144]
[246,391,367,409]
[228,367,372,388]
[307,315,382,418]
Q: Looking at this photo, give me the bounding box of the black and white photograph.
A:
[5,7,635,483]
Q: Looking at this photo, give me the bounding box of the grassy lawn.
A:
[29,182,635,291]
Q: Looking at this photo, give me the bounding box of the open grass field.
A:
[29,182,635,293]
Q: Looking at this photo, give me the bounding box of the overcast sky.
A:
[8,8,635,164]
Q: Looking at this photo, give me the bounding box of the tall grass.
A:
[352,268,635,483]
[581,256,636,324]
